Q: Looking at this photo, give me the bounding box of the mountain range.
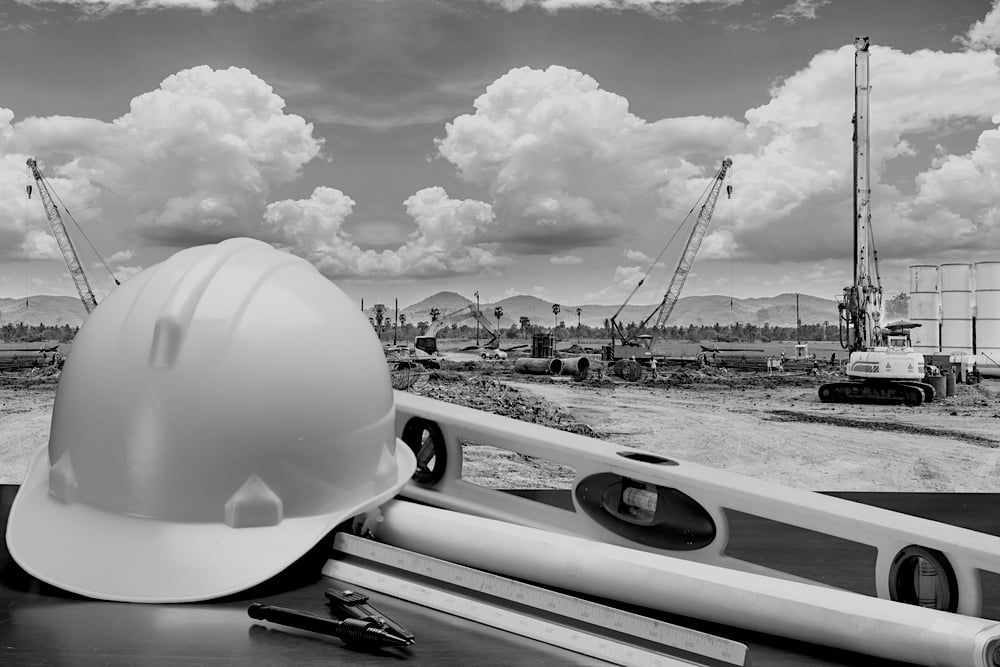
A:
[6,291,899,332]
[0,295,88,329]
[373,291,845,330]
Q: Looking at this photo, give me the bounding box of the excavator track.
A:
[818,380,933,406]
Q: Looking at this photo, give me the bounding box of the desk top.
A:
[3,485,999,667]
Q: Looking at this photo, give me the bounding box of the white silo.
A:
[939,263,974,353]
[907,264,939,356]
[974,261,1000,377]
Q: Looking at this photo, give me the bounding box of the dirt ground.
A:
[3,360,999,491]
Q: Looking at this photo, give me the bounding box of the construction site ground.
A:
[2,358,998,492]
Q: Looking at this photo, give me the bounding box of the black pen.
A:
[248,602,413,647]
[325,587,415,644]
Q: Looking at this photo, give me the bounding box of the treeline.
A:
[376,319,841,344]
[1,322,78,343]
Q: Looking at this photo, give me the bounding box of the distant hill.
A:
[365,291,842,330]
[8,290,850,332]
[0,295,87,329]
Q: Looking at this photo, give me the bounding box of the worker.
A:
[650,356,658,376]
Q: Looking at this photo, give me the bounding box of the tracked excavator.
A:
[817,38,932,406]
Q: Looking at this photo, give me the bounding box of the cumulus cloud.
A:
[21,229,61,260]
[719,43,1000,264]
[265,186,506,279]
[772,0,828,23]
[550,254,583,264]
[436,65,745,252]
[625,249,652,263]
[2,65,322,254]
[106,249,135,263]
[959,0,1000,49]
[13,0,278,14]
[480,0,741,17]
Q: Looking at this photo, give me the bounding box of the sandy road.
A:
[4,370,999,492]
[1,387,55,484]
[503,378,1000,492]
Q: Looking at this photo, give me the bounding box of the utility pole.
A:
[796,293,801,345]
[576,307,582,345]
[474,291,480,346]
[393,298,398,345]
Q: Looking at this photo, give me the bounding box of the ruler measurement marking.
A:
[324,559,694,667]
[328,534,747,667]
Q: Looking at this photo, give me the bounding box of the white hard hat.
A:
[5,238,415,603]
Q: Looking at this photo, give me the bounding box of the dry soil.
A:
[3,361,999,492]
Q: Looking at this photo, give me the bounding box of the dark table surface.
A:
[3,484,1000,666]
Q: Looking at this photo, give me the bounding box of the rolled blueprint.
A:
[376,499,1000,667]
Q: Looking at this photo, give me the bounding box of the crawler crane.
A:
[602,157,732,380]
[817,38,932,406]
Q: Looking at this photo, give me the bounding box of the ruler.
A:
[323,533,749,667]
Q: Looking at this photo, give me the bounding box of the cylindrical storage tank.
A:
[908,264,939,293]
[939,263,973,353]
[974,261,1000,377]
[908,265,940,356]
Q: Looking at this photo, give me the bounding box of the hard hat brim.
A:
[5,441,416,603]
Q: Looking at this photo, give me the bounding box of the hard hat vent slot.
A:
[150,317,183,368]
[224,474,283,528]
[48,450,78,505]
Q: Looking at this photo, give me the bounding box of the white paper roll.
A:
[377,500,1000,667]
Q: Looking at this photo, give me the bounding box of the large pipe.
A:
[514,357,563,375]
[558,356,590,377]
[376,500,1000,667]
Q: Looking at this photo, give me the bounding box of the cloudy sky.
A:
[2,0,999,309]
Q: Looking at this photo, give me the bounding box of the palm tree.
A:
[373,303,386,341]
[552,303,560,331]
[430,307,441,322]
[519,316,530,340]
[494,306,504,338]
[576,307,582,345]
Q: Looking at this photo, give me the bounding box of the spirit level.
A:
[394,389,1000,618]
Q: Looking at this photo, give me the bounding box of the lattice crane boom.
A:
[648,157,733,340]
[26,158,99,313]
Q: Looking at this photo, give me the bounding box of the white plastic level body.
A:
[394,390,1000,618]
[374,500,1000,667]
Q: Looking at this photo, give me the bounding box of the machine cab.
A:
[414,336,438,356]
[886,335,911,350]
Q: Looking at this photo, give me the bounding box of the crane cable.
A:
[37,169,120,287]
[637,167,720,324]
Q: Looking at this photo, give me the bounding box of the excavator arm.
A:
[425,305,502,347]
[26,158,99,313]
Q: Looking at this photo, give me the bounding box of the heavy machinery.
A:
[26,157,118,314]
[602,157,733,380]
[817,38,932,406]
[410,305,505,366]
